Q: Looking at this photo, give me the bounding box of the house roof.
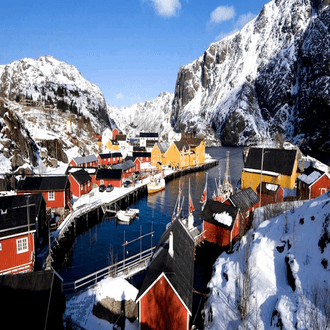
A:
[96,169,122,180]
[136,219,195,314]
[244,148,297,176]
[115,134,126,141]
[72,154,98,165]
[132,152,151,158]
[228,188,259,211]
[140,132,158,138]
[70,169,91,185]
[0,270,64,329]
[98,152,123,159]
[297,166,325,186]
[256,182,282,195]
[112,160,135,171]
[157,142,170,153]
[201,199,239,229]
[17,176,69,192]
[0,194,45,237]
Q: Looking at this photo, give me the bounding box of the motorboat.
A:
[147,176,165,194]
[116,208,139,222]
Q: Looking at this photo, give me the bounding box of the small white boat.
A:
[147,176,165,194]
[116,208,139,222]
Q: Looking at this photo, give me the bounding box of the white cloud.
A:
[116,92,124,99]
[209,6,236,25]
[215,12,256,41]
[235,12,256,30]
[152,0,181,17]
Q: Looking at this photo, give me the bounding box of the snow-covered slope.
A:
[172,0,330,154]
[0,56,109,133]
[108,92,221,145]
[204,193,330,329]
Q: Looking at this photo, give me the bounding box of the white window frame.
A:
[17,237,28,254]
[48,191,55,201]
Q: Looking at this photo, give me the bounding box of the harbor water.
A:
[58,146,245,283]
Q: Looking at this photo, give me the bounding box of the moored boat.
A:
[147,176,165,194]
[116,208,139,222]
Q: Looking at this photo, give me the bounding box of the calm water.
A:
[58,146,245,282]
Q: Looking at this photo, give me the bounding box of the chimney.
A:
[169,232,174,258]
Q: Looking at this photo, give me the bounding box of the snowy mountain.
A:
[171,0,330,155]
[107,92,174,138]
[0,56,109,133]
[0,96,102,180]
[204,193,330,329]
[107,92,222,145]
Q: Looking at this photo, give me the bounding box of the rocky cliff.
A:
[0,56,110,133]
[171,0,330,155]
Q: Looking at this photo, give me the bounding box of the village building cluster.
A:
[0,131,330,329]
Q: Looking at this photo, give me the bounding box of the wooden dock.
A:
[62,246,156,295]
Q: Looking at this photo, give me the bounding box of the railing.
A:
[63,246,155,294]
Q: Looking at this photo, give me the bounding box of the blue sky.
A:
[1,0,267,107]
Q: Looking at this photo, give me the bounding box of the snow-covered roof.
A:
[297,166,325,186]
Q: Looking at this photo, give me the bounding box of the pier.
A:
[43,159,218,275]
[62,246,156,294]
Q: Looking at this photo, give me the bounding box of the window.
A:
[17,237,28,254]
[48,191,55,201]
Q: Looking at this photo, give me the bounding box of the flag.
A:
[189,194,195,213]
[200,188,206,204]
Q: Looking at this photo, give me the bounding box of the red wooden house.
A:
[112,127,121,140]
[98,152,123,167]
[68,154,98,168]
[0,194,47,275]
[136,219,194,330]
[201,200,240,248]
[297,166,330,200]
[95,168,123,188]
[16,176,71,216]
[132,151,151,163]
[112,160,136,179]
[224,188,260,227]
[68,169,92,198]
[256,182,284,206]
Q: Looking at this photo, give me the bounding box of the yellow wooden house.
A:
[241,147,300,191]
[151,142,170,169]
[105,139,119,151]
[155,137,205,169]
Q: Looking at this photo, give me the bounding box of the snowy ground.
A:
[204,193,330,329]
[64,277,139,329]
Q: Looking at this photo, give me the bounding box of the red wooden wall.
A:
[140,275,189,330]
[0,233,35,275]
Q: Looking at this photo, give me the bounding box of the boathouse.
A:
[68,168,92,198]
[132,151,151,163]
[256,182,284,206]
[297,166,330,200]
[136,219,194,330]
[224,188,259,227]
[241,147,299,191]
[151,142,170,169]
[98,152,123,167]
[112,160,137,179]
[201,200,240,248]
[16,176,71,216]
[0,269,65,329]
[0,194,47,275]
[68,154,98,168]
[95,168,123,188]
